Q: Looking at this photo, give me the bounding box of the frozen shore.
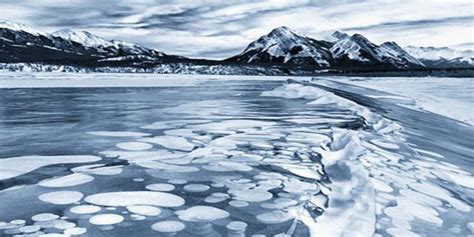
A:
[332,77,474,125]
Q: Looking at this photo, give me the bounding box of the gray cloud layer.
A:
[1,0,473,59]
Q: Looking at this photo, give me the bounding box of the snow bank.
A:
[338,77,474,125]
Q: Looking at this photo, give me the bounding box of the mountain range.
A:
[0,20,472,75]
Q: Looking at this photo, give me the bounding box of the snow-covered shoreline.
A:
[334,77,474,125]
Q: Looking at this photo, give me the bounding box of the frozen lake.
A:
[0,73,473,237]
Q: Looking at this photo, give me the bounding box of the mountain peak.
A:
[267,26,300,39]
[349,33,371,43]
[0,19,46,36]
[52,29,118,48]
[227,26,332,67]
[331,31,349,40]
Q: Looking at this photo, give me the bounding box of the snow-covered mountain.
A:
[0,20,45,36]
[404,46,474,68]
[1,20,472,73]
[228,27,424,69]
[0,20,168,63]
[330,33,424,68]
[226,26,333,67]
[0,20,108,63]
[404,46,473,61]
[52,29,164,57]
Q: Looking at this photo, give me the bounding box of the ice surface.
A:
[0,75,472,237]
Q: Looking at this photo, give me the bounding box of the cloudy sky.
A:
[1,0,473,59]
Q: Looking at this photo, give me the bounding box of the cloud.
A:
[0,0,472,59]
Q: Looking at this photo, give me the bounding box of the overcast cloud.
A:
[1,0,472,59]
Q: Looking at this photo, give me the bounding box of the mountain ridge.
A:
[0,20,472,72]
[228,28,426,69]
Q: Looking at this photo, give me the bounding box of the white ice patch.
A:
[19,225,41,233]
[138,161,199,173]
[84,191,185,207]
[229,200,249,208]
[139,136,195,151]
[151,221,185,233]
[31,213,59,222]
[176,206,229,222]
[89,214,124,225]
[126,205,161,216]
[39,191,84,205]
[70,205,101,214]
[183,184,210,193]
[0,155,101,180]
[228,189,273,202]
[75,165,124,176]
[64,227,87,235]
[145,183,175,192]
[38,173,94,188]
[203,161,253,172]
[256,210,294,224]
[116,142,153,151]
[100,150,181,163]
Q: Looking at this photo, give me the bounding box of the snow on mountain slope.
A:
[330,34,424,68]
[0,20,46,36]
[52,29,117,48]
[229,27,424,69]
[325,31,349,42]
[330,34,373,62]
[404,46,474,67]
[404,46,474,61]
[227,26,332,67]
[379,42,425,67]
[52,29,165,56]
